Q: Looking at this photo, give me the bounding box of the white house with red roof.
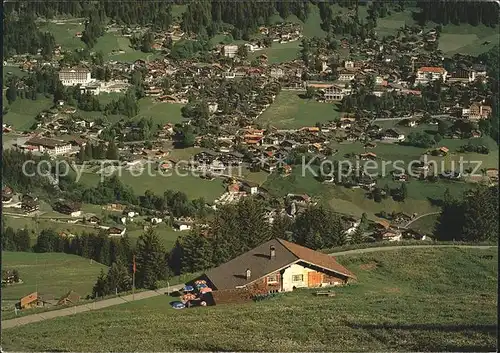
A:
[416,66,448,84]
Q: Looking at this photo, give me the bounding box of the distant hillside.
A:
[2,247,497,352]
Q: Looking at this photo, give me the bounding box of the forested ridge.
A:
[4,0,497,57]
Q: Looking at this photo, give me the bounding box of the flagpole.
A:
[132,255,136,300]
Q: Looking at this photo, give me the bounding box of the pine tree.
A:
[350,227,364,244]
[105,141,119,160]
[92,269,109,298]
[179,232,213,273]
[6,80,18,104]
[461,186,498,242]
[135,228,168,289]
[106,260,132,294]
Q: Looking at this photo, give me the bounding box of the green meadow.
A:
[2,247,496,351]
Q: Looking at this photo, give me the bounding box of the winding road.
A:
[2,244,496,329]
[404,212,441,228]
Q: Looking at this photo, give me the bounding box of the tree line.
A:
[415,0,498,27]
[435,186,498,242]
[170,197,349,274]
[3,13,56,58]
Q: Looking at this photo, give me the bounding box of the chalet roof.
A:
[203,239,355,290]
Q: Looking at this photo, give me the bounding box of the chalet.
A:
[402,229,427,241]
[198,239,356,296]
[379,230,402,242]
[381,129,405,142]
[54,201,82,217]
[2,185,13,203]
[437,146,449,156]
[375,220,390,231]
[87,215,101,225]
[286,193,313,206]
[486,168,499,183]
[282,164,293,176]
[173,221,193,231]
[359,152,377,161]
[57,290,80,306]
[242,181,259,195]
[108,226,126,237]
[406,118,419,127]
[21,194,39,213]
[391,212,413,224]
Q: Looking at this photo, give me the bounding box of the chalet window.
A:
[292,274,303,282]
[267,274,279,284]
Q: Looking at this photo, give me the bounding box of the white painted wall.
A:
[281,263,315,291]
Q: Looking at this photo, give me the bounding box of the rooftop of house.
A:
[418,66,446,73]
[203,238,355,290]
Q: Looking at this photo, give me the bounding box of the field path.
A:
[1,284,184,330]
[2,244,496,329]
[404,212,441,227]
[329,244,495,256]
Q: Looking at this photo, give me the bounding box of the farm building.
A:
[198,239,355,297]
[18,292,43,309]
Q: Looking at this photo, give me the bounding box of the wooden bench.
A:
[314,291,336,297]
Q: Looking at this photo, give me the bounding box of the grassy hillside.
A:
[2,247,497,351]
[1,252,107,301]
[257,91,341,128]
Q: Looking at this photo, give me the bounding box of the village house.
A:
[286,194,313,207]
[466,103,492,121]
[107,226,126,237]
[198,239,356,296]
[21,194,39,213]
[54,200,82,217]
[173,220,193,231]
[486,168,499,183]
[338,70,356,82]
[223,45,239,58]
[86,215,101,225]
[359,152,377,161]
[381,129,405,142]
[2,185,13,203]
